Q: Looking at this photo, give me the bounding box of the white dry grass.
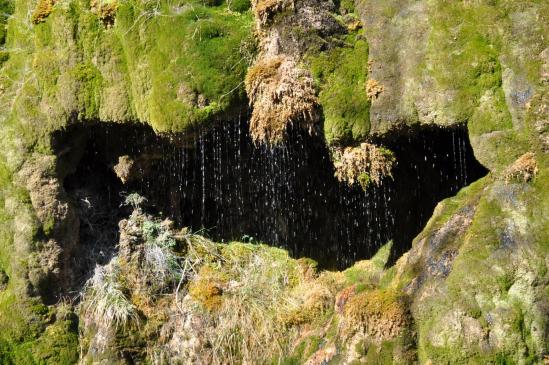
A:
[82,258,138,329]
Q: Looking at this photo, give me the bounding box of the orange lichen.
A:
[346,19,362,32]
[335,285,356,314]
[91,0,118,27]
[252,0,293,26]
[188,266,228,311]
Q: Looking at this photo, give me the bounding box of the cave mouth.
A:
[55,118,487,271]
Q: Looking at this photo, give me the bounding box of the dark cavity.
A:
[56,118,488,270]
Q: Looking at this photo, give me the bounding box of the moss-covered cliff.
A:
[0,0,547,363]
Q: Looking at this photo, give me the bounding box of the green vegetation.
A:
[424,0,544,170]
[308,30,370,145]
[1,0,254,151]
[0,0,546,362]
[83,258,139,329]
[427,1,506,123]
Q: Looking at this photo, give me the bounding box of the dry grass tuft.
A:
[189,244,304,364]
[251,0,293,26]
[82,259,139,329]
[245,55,319,144]
[504,152,538,183]
[32,0,55,24]
[280,281,333,327]
[91,0,118,27]
[333,143,395,188]
[366,79,384,100]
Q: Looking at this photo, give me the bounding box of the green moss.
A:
[0,0,14,47]
[364,340,394,365]
[228,0,251,13]
[116,1,253,132]
[342,241,392,289]
[357,172,371,189]
[308,32,370,145]
[469,88,512,136]
[427,1,505,123]
[0,0,254,147]
[32,319,79,365]
[69,62,103,120]
[280,335,323,364]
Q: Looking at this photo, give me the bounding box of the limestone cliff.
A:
[0,0,547,363]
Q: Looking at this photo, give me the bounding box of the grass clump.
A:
[195,245,301,362]
[82,258,138,329]
[332,142,395,188]
[245,55,319,144]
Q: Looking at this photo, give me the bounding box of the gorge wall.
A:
[0,0,547,363]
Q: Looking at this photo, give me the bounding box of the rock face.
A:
[0,0,547,363]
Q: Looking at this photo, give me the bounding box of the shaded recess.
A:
[54,119,487,271]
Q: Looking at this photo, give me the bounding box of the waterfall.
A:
[57,120,487,270]
[164,119,485,268]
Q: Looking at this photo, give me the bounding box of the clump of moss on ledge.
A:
[2,0,255,145]
[308,30,370,145]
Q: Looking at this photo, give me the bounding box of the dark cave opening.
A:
[55,119,487,272]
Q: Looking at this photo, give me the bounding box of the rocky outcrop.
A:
[0,0,546,363]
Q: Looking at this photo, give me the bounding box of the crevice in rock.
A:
[53,118,487,274]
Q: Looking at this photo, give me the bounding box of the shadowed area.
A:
[54,119,487,270]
